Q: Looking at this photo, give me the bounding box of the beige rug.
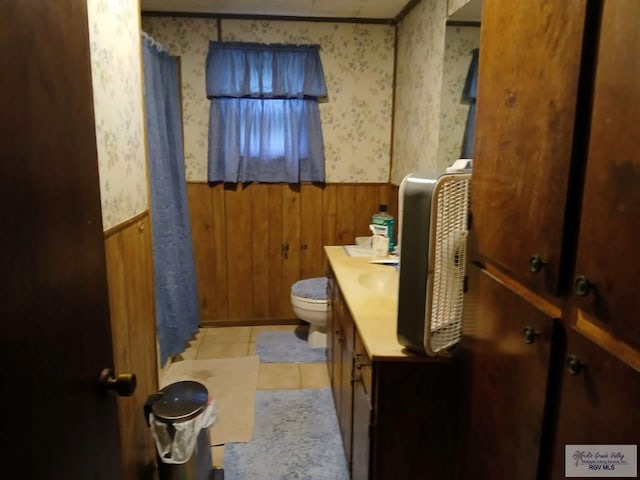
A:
[160,356,259,445]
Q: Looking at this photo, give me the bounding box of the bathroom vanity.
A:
[325,246,461,480]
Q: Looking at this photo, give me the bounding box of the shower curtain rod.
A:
[142,31,169,53]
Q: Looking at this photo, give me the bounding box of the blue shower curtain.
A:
[142,35,200,366]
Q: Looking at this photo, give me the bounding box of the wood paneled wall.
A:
[104,212,158,480]
[187,182,398,325]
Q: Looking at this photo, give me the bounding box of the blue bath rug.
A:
[224,388,349,480]
[256,327,326,363]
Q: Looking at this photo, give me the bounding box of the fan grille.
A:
[426,176,470,354]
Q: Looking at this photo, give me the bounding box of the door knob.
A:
[99,368,137,397]
[529,255,547,273]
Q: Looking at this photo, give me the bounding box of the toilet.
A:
[290,277,328,348]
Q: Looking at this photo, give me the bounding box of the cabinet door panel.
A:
[327,270,339,406]
[352,332,372,480]
[339,306,354,464]
[351,379,371,480]
[472,0,587,294]
[461,264,556,480]
[550,329,640,479]
[573,0,640,349]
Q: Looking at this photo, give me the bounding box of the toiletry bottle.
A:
[371,204,395,253]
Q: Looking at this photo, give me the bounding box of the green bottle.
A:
[371,204,395,253]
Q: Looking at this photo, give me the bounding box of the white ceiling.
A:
[141,0,410,20]
[141,0,483,22]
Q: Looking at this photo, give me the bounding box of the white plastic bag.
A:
[150,399,217,464]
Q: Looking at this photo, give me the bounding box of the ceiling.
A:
[140,0,483,22]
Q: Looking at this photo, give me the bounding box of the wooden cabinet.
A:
[465,1,640,479]
[471,0,587,295]
[327,268,354,462]
[461,264,558,480]
[351,333,372,480]
[549,328,640,479]
[571,0,640,350]
[327,268,461,480]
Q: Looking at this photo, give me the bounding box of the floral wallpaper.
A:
[448,0,473,16]
[438,26,481,167]
[142,17,395,183]
[87,0,147,230]
[392,0,448,185]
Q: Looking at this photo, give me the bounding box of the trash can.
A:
[145,380,216,480]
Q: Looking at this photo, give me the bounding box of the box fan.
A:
[396,166,471,356]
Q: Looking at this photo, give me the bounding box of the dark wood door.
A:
[0,1,123,478]
[549,329,640,479]
[472,0,587,294]
[461,264,557,480]
[572,0,640,349]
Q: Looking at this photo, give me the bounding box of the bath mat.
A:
[224,388,349,480]
[161,356,259,445]
[255,328,326,363]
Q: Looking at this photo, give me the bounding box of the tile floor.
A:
[162,324,330,470]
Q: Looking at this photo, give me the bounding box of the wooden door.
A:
[472,0,587,294]
[549,329,640,479]
[572,0,640,349]
[0,0,123,478]
[461,264,557,480]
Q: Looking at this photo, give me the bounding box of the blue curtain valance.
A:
[206,41,328,99]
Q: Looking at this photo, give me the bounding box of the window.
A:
[206,42,328,183]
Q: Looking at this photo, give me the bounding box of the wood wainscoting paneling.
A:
[104,211,158,480]
[187,182,397,325]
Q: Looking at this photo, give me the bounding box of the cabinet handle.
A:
[574,275,593,297]
[567,355,584,376]
[529,255,547,273]
[353,352,370,370]
[522,326,538,344]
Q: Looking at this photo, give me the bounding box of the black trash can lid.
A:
[152,380,209,423]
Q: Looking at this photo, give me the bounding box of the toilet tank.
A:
[396,171,471,356]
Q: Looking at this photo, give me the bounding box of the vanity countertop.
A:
[325,245,439,362]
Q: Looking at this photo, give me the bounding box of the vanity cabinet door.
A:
[352,333,372,480]
[461,264,557,480]
[571,0,640,350]
[339,303,355,465]
[328,270,354,465]
[327,269,340,408]
[472,0,587,295]
[550,329,640,479]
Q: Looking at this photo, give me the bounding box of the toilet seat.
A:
[291,277,328,301]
